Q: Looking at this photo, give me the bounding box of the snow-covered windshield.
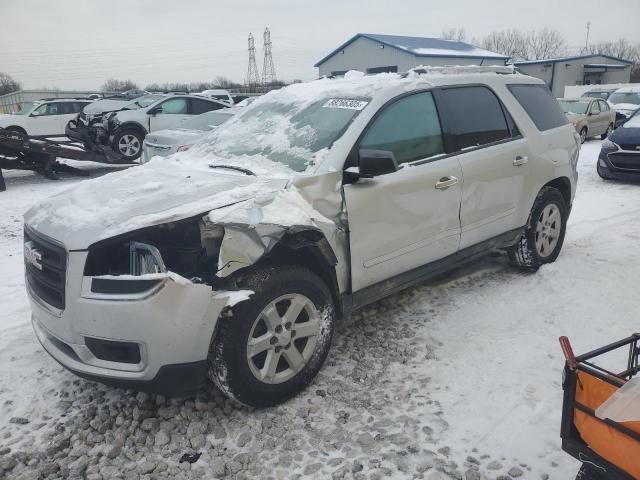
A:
[124,95,165,110]
[558,100,589,114]
[179,110,234,131]
[609,91,640,105]
[581,91,610,100]
[196,96,368,172]
[14,102,34,115]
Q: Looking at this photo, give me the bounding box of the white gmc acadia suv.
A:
[24,67,579,407]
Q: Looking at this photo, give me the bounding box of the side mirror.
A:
[148,106,162,115]
[30,111,40,117]
[358,149,398,178]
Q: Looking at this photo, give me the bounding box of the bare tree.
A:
[0,72,21,96]
[526,28,566,60]
[101,79,139,93]
[440,27,466,42]
[480,29,528,60]
[213,76,241,89]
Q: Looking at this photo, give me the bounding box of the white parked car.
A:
[0,99,93,136]
[199,89,234,105]
[24,67,579,407]
[141,109,238,162]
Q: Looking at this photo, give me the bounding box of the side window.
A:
[438,86,511,150]
[58,102,77,114]
[191,98,224,115]
[600,100,609,111]
[158,98,188,114]
[508,84,568,131]
[590,101,600,114]
[34,103,58,116]
[360,92,444,165]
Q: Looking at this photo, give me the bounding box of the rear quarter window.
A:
[508,84,568,131]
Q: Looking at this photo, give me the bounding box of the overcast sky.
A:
[1,0,639,90]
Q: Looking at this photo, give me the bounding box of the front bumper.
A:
[598,149,640,181]
[29,249,230,396]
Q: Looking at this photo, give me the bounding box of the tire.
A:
[580,127,588,144]
[601,123,614,140]
[508,186,568,271]
[208,263,335,408]
[112,129,144,161]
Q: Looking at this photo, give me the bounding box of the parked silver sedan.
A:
[141,109,238,162]
[558,98,616,143]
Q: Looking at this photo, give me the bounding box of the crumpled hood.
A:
[24,157,289,250]
[83,99,131,115]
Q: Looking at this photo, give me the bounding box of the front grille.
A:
[24,227,67,310]
[608,152,640,171]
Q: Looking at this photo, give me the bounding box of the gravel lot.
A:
[1,140,640,479]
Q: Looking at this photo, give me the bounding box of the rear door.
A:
[434,85,531,249]
[148,97,191,131]
[344,91,463,292]
[598,100,614,133]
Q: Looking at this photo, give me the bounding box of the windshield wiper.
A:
[208,164,256,176]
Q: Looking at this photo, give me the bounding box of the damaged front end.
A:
[83,171,349,301]
[65,111,128,163]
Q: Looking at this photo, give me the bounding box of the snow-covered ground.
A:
[1,141,639,479]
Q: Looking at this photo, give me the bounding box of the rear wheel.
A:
[208,263,335,407]
[112,129,143,161]
[5,126,27,135]
[580,127,588,144]
[601,123,614,140]
[508,187,568,271]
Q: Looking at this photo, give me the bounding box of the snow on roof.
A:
[314,33,509,67]
[514,54,633,66]
[615,85,640,92]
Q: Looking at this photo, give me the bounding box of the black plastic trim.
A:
[343,227,523,313]
[91,278,162,294]
[85,337,142,364]
[62,361,208,397]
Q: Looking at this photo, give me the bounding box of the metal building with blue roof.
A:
[314,33,509,77]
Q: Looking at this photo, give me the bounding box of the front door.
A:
[434,85,530,248]
[27,102,63,136]
[344,91,462,292]
[149,97,191,132]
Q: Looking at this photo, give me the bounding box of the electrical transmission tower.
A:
[246,33,260,88]
[262,27,277,85]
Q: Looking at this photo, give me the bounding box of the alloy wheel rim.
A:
[118,134,140,157]
[246,293,321,384]
[580,130,587,142]
[535,203,561,258]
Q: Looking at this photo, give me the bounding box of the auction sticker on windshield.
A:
[323,99,369,110]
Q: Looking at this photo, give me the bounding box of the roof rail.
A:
[408,65,516,75]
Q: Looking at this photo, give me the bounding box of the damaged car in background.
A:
[24,66,578,407]
[66,94,231,162]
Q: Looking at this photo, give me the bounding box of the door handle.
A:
[513,155,528,166]
[435,176,459,190]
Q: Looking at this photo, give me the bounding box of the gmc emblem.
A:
[24,242,43,270]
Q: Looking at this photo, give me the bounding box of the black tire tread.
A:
[508,186,568,271]
[208,262,335,408]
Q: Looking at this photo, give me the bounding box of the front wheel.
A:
[112,129,144,161]
[601,123,614,140]
[508,187,568,271]
[208,263,335,407]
